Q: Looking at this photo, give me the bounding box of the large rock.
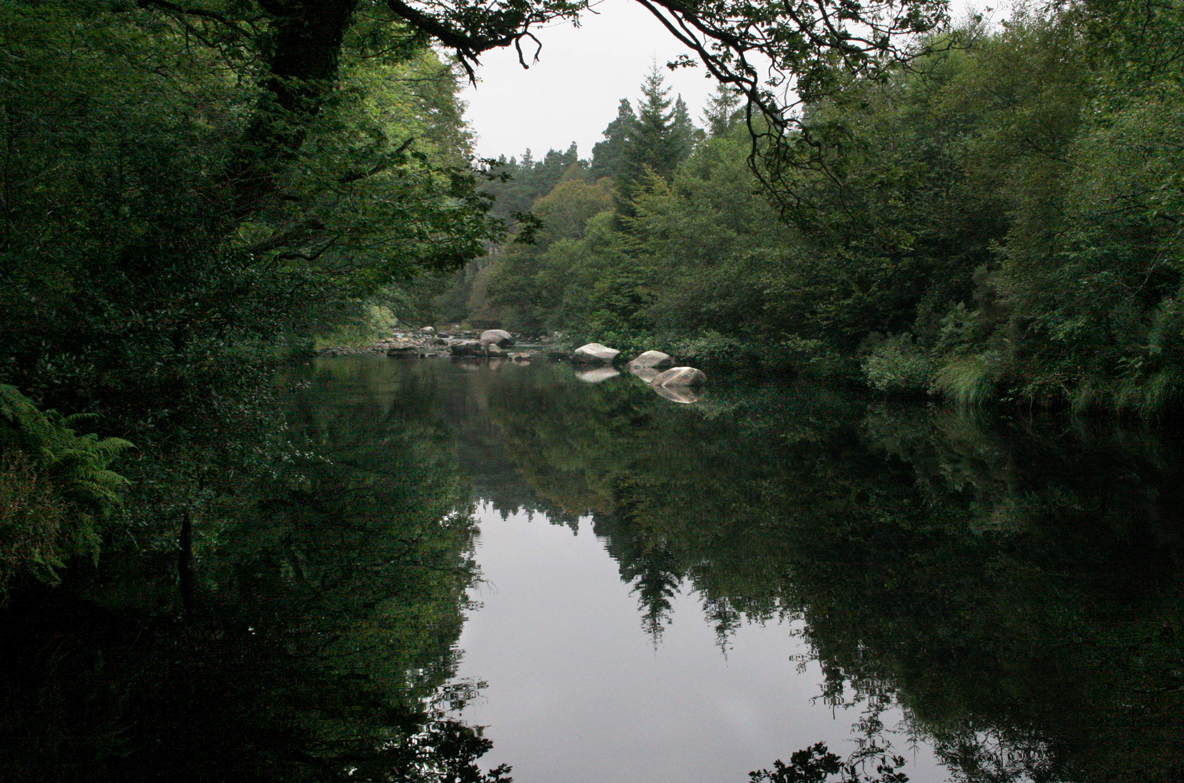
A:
[650,366,706,387]
[628,350,673,372]
[421,326,436,335]
[571,343,620,365]
[480,329,514,347]
[450,340,485,357]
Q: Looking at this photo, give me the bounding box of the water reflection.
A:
[0,360,504,783]
[4,356,1182,783]
[330,357,1184,783]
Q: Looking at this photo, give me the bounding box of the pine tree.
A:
[590,98,637,180]
[629,63,679,181]
[702,82,742,137]
[671,95,700,163]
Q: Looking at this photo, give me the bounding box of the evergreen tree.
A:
[590,99,637,180]
[611,65,698,217]
[671,95,700,162]
[702,82,742,137]
[629,64,680,181]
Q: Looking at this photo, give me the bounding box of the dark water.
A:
[3,355,1183,782]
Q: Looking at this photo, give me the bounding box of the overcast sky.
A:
[459,0,989,162]
[459,0,720,161]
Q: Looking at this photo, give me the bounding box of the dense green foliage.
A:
[0,385,132,587]
[0,360,506,782]
[444,0,1184,413]
[0,0,504,587]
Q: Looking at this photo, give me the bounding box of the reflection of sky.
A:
[454,503,946,783]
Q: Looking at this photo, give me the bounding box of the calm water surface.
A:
[302,356,1184,783]
[455,506,942,783]
[3,354,1182,783]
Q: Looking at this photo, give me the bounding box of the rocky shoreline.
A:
[317,329,707,403]
[316,327,549,361]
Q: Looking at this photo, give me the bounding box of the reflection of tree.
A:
[0,357,505,782]
[599,512,683,641]
[471,362,1184,783]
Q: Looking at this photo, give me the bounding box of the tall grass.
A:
[931,356,996,408]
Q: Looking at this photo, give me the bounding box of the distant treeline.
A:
[436,4,1184,414]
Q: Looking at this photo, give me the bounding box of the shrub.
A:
[861,334,935,395]
[0,385,132,588]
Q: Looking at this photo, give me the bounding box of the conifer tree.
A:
[611,65,700,217]
[590,99,638,180]
[703,82,742,137]
[629,64,679,181]
[671,96,700,163]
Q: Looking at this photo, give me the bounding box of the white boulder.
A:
[628,350,673,372]
[480,329,514,347]
[572,343,620,365]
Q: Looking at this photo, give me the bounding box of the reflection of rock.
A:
[572,343,620,365]
[629,366,660,383]
[487,358,505,371]
[450,340,485,357]
[628,350,673,372]
[650,366,706,387]
[512,353,532,365]
[650,384,699,404]
[480,329,514,347]
[574,366,621,384]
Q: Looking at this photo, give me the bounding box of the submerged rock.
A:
[574,366,621,384]
[650,367,706,387]
[572,343,620,365]
[480,329,514,347]
[628,350,673,372]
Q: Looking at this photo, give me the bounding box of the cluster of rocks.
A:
[318,331,705,403]
[319,327,536,362]
[569,343,706,404]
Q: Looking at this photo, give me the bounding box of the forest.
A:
[0,0,1182,778]
[441,5,1184,416]
[4,0,1181,582]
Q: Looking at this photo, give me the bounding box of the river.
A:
[2,354,1182,783]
